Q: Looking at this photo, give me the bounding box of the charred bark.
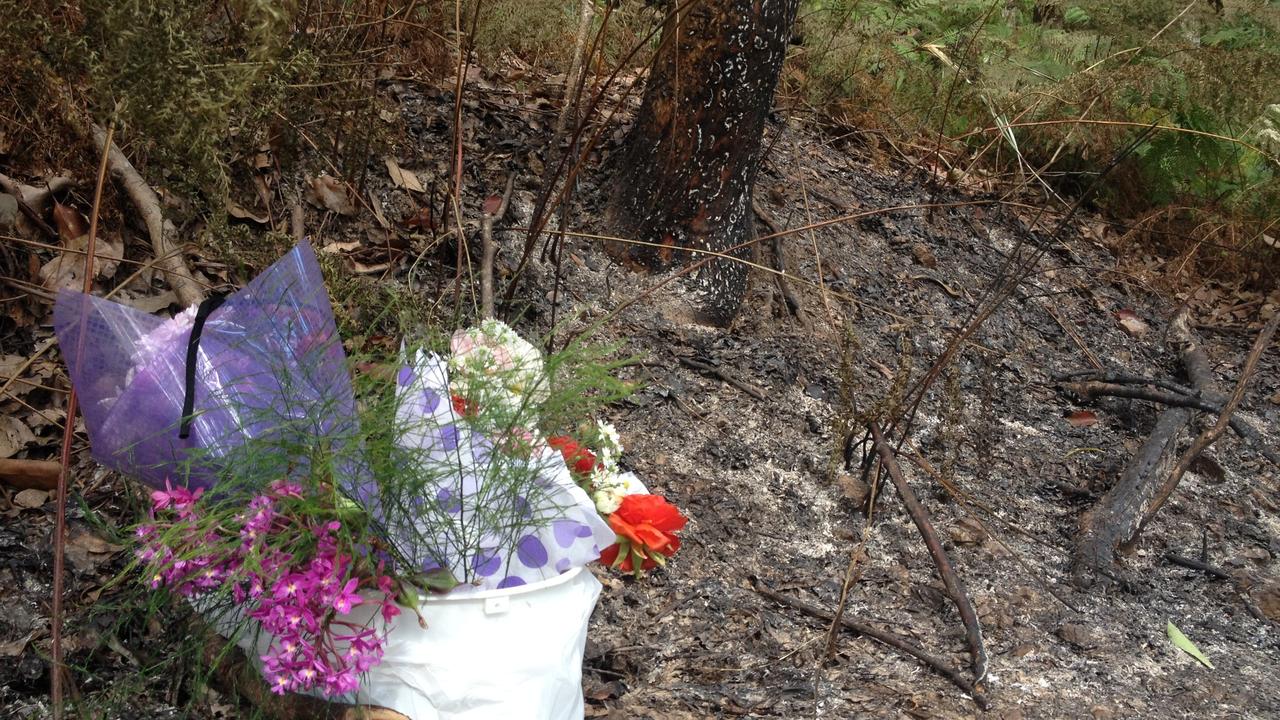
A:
[608,0,799,325]
[1071,311,1215,584]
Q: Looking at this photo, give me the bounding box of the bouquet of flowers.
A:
[547,425,686,576]
[54,243,687,712]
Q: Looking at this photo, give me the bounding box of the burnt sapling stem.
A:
[868,422,989,687]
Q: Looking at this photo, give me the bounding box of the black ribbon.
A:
[178,294,228,439]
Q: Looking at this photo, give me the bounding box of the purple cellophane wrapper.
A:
[389,350,615,592]
[53,242,355,490]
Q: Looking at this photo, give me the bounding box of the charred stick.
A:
[1164,553,1231,580]
[1063,381,1221,413]
[753,203,808,326]
[678,356,766,400]
[771,233,808,325]
[1061,381,1280,467]
[750,577,989,710]
[1053,370,1213,403]
[1071,311,1215,581]
[1139,313,1280,531]
[867,422,988,685]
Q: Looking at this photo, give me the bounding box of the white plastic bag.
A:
[226,566,601,719]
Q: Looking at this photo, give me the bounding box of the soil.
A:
[2,69,1280,720]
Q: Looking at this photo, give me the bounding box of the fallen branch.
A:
[750,576,989,710]
[1071,310,1211,581]
[89,123,204,307]
[1053,370,1210,403]
[0,458,61,490]
[753,203,808,327]
[867,422,988,685]
[0,173,74,211]
[1164,553,1231,581]
[480,174,516,318]
[1059,380,1280,467]
[678,356,766,400]
[1138,312,1280,532]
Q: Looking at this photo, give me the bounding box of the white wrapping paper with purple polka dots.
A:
[386,350,616,593]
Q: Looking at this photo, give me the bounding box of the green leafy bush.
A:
[795,0,1280,275]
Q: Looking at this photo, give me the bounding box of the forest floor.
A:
[3,68,1280,720]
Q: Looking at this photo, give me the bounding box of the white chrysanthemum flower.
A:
[590,462,646,515]
[447,319,548,418]
[594,486,625,515]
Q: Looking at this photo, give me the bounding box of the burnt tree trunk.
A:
[608,0,799,325]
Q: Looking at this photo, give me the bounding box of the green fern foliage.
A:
[795,0,1280,273]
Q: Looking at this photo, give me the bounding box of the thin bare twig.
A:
[291,201,305,243]
[868,422,988,686]
[52,120,114,720]
[479,174,515,318]
[1060,380,1280,467]
[503,0,702,312]
[750,577,989,710]
[753,203,808,327]
[678,356,766,400]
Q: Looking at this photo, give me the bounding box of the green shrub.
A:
[795,0,1280,274]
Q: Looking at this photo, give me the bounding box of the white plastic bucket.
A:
[224,567,602,719]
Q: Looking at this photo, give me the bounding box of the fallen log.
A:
[1067,309,1277,583]
[1071,310,1213,582]
[1137,312,1280,532]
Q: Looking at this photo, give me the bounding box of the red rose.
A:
[547,435,598,476]
[600,494,686,574]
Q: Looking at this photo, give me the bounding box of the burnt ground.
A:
[2,69,1280,719]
